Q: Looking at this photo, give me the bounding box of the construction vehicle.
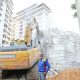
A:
[0,18,42,79]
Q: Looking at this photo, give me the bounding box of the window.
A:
[7,37,10,41]
[19,31,23,34]
[5,14,8,19]
[0,13,2,16]
[20,24,23,27]
[3,29,10,36]
[0,2,3,6]
[4,23,8,29]
[3,29,6,33]
[8,28,11,32]
[2,40,8,44]
[5,19,8,24]
[8,32,10,36]
[3,34,6,39]
[2,40,6,44]
[6,9,8,13]
[0,7,2,11]
[20,28,23,31]
[6,5,10,11]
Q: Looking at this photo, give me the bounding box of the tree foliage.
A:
[73,12,77,18]
[71,3,77,18]
[71,3,76,10]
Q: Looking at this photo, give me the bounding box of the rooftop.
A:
[16,3,51,15]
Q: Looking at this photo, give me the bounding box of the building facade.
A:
[12,3,51,40]
[0,0,13,46]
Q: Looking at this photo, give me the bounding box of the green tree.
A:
[71,3,77,18]
[71,3,76,10]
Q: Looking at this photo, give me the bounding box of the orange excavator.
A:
[0,18,42,79]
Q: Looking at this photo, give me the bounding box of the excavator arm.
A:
[24,26,32,46]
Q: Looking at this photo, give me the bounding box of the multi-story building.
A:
[12,3,51,40]
[0,0,13,46]
[76,0,80,27]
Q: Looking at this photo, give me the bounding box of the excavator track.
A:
[0,62,38,80]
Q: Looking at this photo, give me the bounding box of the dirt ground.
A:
[47,68,80,80]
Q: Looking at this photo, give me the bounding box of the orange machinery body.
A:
[0,48,41,70]
[0,22,41,70]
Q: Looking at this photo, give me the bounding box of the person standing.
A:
[38,54,50,80]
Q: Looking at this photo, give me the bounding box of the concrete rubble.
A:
[38,28,80,77]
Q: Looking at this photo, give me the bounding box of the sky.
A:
[13,0,80,34]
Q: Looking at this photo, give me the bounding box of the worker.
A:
[38,54,50,80]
